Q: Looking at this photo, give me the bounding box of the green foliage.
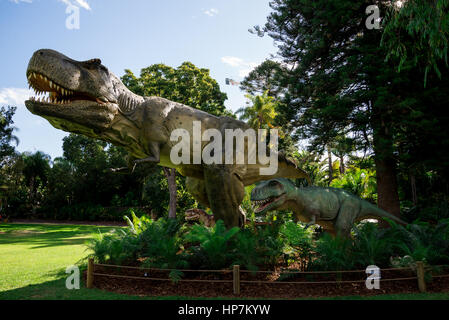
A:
[0,105,19,164]
[386,219,449,265]
[87,228,139,265]
[330,168,377,202]
[88,214,449,275]
[280,221,313,262]
[309,233,355,271]
[123,210,151,235]
[121,62,230,116]
[185,220,240,269]
[352,222,398,267]
[382,0,449,85]
[236,90,279,130]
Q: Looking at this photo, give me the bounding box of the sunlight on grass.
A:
[0,224,117,293]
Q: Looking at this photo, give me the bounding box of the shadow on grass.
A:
[0,278,147,300]
[0,224,119,249]
[0,276,222,300]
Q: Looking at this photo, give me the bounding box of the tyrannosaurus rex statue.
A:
[250,178,407,237]
[24,49,309,228]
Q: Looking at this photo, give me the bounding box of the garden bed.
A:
[86,265,449,299]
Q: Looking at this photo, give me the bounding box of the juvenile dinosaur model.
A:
[185,208,271,228]
[24,49,309,228]
[185,208,216,227]
[250,178,407,237]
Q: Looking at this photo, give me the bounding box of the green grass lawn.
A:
[0,222,448,300]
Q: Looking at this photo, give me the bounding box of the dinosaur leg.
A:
[334,200,359,237]
[132,142,161,171]
[186,177,210,208]
[203,164,246,228]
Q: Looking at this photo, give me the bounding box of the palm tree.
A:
[236,90,278,130]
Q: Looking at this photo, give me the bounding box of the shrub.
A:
[185,220,240,269]
[308,233,355,271]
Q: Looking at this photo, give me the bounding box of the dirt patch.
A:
[86,265,449,299]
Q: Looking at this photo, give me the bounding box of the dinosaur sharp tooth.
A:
[28,74,31,80]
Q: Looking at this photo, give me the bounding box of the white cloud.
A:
[221,56,259,78]
[0,88,32,106]
[203,8,218,17]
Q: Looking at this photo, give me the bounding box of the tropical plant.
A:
[236,90,278,130]
[330,168,377,202]
[185,220,240,269]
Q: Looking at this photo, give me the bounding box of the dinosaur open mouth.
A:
[26,71,106,105]
[185,214,200,221]
[252,195,283,213]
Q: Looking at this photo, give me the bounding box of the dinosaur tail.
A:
[359,202,407,226]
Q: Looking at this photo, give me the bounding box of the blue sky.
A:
[0,0,276,160]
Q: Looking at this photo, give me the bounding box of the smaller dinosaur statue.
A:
[250,178,407,237]
[185,208,271,228]
[185,209,216,227]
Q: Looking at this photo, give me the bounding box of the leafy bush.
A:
[185,220,239,269]
[139,218,189,270]
[308,233,354,271]
[88,214,449,276]
[330,168,377,202]
[280,221,313,263]
[87,228,140,265]
[351,222,398,267]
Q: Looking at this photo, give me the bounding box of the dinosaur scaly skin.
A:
[185,208,216,227]
[24,49,309,228]
[251,178,407,237]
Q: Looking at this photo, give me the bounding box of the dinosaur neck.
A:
[286,187,306,212]
[112,75,145,113]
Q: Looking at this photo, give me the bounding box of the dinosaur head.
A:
[185,209,203,222]
[250,178,296,214]
[25,49,144,144]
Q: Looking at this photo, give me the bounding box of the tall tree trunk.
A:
[327,144,333,185]
[29,176,36,215]
[163,167,177,219]
[372,120,401,222]
[410,172,417,206]
[339,156,345,175]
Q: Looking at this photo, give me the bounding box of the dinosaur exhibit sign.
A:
[24,49,309,228]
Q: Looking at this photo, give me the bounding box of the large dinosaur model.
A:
[250,178,407,236]
[24,49,309,228]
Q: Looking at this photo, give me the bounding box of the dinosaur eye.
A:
[269,180,280,187]
[83,58,102,69]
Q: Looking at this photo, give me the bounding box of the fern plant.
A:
[308,233,355,271]
[185,220,240,269]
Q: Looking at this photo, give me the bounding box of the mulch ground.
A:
[86,265,449,299]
